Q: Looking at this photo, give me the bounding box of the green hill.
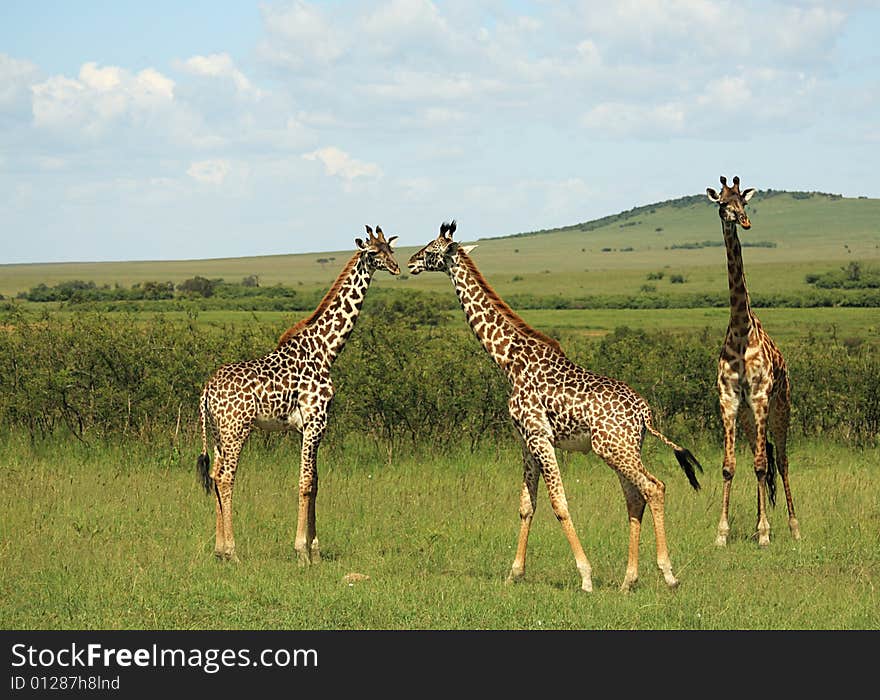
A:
[2,191,879,302]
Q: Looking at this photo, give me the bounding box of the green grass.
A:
[2,434,876,630]
[519,307,880,345]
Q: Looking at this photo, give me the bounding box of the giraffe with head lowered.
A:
[408,221,703,592]
[197,226,400,563]
[706,176,800,547]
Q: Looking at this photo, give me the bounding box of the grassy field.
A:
[1,434,876,630]
[2,192,879,300]
[36,305,874,346]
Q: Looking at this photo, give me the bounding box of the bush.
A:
[1,303,877,450]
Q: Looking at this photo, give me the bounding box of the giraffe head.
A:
[706,175,756,230]
[407,220,477,275]
[355,225,401,275]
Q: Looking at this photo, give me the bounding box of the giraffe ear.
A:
[355,237,367,250]
[387,235,398,250]
[742,188,756,203]
[461,245,477,255]
[706,188,721,203]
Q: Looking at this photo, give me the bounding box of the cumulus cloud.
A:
[31,62,175,135]
[302,146,383,182]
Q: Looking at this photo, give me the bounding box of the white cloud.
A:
[302,146,382,182]
[177,53,263,98]
[32,62,175,135]
[187,159,231,184]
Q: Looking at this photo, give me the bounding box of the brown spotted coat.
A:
[198,226,400,563]
[408,221,703,592]
[706,176,800,547]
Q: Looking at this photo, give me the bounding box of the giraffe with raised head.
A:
[706,175,800,547]
[408,221,703,592]
[197,226,400,563]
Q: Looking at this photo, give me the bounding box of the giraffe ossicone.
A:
[408,220,703,592]
[197,225,400,564]
[707,175,800,547]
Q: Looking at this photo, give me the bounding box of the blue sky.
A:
[2,0,879,263]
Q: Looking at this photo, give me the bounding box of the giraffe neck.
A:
[278,252,373,364]
[722,220,754,338]
[447,252,562,379]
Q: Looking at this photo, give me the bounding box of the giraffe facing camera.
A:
[707,176,801,547]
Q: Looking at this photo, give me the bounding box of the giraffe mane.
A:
[457,250,564,354]
[277,252,361,347]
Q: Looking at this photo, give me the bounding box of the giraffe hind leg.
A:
[295,418,326,566]
[609,449,679,591]
[507,442,540,585]
[211,445,226,559]
[769,394,800,540]
[213,437,246,564]
[617,474,646,592]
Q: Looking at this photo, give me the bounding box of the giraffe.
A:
[407,221,703,592]
[706,175,800,547]
[197,226,400,564]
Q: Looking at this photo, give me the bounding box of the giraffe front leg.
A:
[750,397,772,547]
[295,418,326,566]
[507,444,539,585]
[716,384,740,547]
[527,434,592,592]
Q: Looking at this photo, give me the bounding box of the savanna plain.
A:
[1,191,878,630]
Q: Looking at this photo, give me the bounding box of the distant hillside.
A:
[1,190,878,303]
[490,190,848,241]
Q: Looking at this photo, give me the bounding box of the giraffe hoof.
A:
[790,519,801,540]
[505,571,525,586]
[715,534,728,547]
[620,578,638,593]
[296,549,312,566]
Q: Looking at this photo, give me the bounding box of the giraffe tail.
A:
[643,410,704,491]
[766,440,777,507]
[197,390,213,495]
